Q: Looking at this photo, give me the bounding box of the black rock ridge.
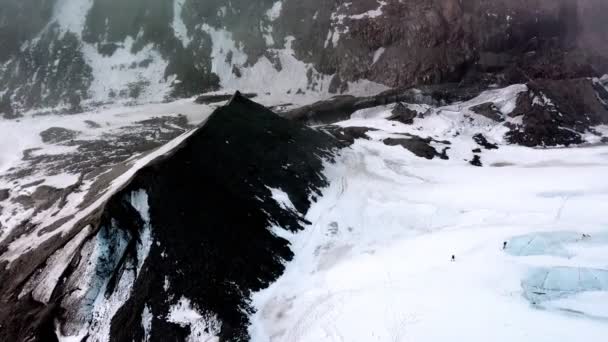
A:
[0,93,341,342]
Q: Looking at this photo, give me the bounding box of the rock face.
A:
[506,78,608,146]
[0,94,340,341]
[1,0,607,116]
[388,103,418,124]
[470,102,504,122]
[383,136,451,160]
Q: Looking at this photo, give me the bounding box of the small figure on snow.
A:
[582,233,591,239]
[503,241,508,250]
[451,255,456,262]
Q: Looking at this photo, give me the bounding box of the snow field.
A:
[250,95,608,341]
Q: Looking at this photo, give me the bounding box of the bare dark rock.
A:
[383,135,450,160]
[283,85,476,124]
[39,127,80,144]
[195,92,257,104]
[387,103,418,124]
[478,52,514,72]
[0,189,9,201]
[470,102,503,121]
[2,0,608,113]
[473,134,499,150]
[328,74,348,94]
[232,65,242,78]
[506,78,608,146]
[322,126,377,145]
[470,155,483,167]
[0,93,342,342]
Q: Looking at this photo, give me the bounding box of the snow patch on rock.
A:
[130,189,153,273]
[168,297,221,342]
[267,186,297,212]
[173,0,191,48]
[266,1,283,22]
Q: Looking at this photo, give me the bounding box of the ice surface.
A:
[522,267,608,307]
[505,231,584,257]
[543,291,608,319]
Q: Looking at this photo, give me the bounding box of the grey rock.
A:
[39,127,80,144]
[470,102,503,122]
[0,189,9,201]
[195,93,258,104]
[387,103,418,124]
[383,135,450,160]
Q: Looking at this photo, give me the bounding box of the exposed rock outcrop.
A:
[1,0,607,115]
[507,78,608,146]
[383,135,450,160]
[0,93,340,341]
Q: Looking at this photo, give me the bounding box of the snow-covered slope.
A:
[250,96,608,342]
[2,84,607,341]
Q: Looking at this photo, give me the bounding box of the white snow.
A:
[266,1,283,22]
[249,100,608,341]
[267,186,297,212]
[142,305,153,342]
[130,189,153,273]
[325,0,387,48]
[544,291,608,318]
[87,257,137,341]
[50,0,94,37]
[173,0,192,47]
[350,1,387,20]
[523,267,608,319]
[372,47,385,65]
[168,297,221,342]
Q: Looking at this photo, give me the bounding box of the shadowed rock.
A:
[195,92,258,104]
[383,135,450,160]
[282,85,479,124]
[470,155,483,167]
[470,102,503,121]
[0,189,9,201]
[473,134,499,150]
[507,78,608,146]
[387,103,418,124]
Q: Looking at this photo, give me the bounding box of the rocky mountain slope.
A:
[1,0,607,116]
[0,93,341,341]
[1,82,607,342]
[1,1,608,341]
